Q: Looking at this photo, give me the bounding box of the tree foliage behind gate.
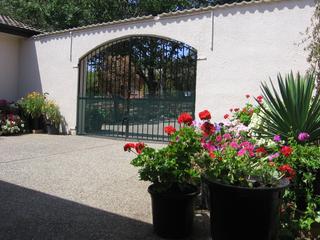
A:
[0,0,251,31]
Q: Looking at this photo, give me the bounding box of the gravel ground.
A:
[0,134,210,240]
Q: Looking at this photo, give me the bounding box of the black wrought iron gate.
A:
[77,36,197,141]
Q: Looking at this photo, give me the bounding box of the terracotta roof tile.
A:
[0,15,41,36]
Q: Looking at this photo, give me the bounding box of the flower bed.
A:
[0,92,62,136]
[0,100,25,136]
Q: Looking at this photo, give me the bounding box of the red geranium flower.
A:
[199,110,211,120]
[201,122,215,136]
[124,143,136,151]
[0,99,8,107]
[278,164,296,180]
[209,151,216,159]
[234,108,240,112]
[257,95,263,103]
[224,114,229,119]
[256,147,267,155]
[280,146,293,157]
[245,94,250,99]
[9,113,14,121]
[229,108,233,112]
[164,125,176,135]
[178,112,193,125]
[135,142,145,154]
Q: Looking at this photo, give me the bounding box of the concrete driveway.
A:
[0,134,210,240]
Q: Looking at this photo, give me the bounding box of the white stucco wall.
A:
[19,0,315,132]
[0,33,21,101]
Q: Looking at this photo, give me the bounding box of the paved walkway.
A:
[0,134,210,240]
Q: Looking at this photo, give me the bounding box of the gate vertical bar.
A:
[125,38,132,139]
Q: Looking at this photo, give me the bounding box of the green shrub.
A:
[43,100,61,127]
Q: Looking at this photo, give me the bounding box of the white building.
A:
[0,0,316,140]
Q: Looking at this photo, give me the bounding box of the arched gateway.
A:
[77,35,197,140]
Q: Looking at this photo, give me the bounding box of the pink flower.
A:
[237,149,247,156]
[268,152,280,161]
[202,142,216,152]
[223,133,232,140]
[215,135,222,142]
[240,141,252,148]
[273,135,281,142]
[191,120,202,128]
[298,132,310,142]
[230,141,239,149]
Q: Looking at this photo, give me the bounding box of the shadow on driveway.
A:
[0,180,159,240]
[0,180,210,240]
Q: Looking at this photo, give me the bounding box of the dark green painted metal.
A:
[77,36,197,141]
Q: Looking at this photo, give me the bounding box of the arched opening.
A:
[77,35,197,140]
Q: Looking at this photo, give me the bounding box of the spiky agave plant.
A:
[255,72,320,142]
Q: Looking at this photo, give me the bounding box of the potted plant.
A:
[43,100,61,134]
[18,92,47,132]
[278,138,320,239]
[124,112,202,238]
[195,110,294,240]
[249,72,320,237]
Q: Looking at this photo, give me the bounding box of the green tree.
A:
[0,0,251,31]
[0,0,134,31]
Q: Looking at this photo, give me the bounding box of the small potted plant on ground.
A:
[195,110,294,240]
[43,100,61,134]
[124,112,202,238]
[18,92,47,133]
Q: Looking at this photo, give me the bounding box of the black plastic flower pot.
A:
[46,124,59,135]
[30,115,44,131]
[313,169,320,196]
[295,168,320,211]
[204,177,289,240]
[148,184,199,239]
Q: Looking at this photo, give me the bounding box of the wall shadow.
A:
[0,180,210,240]
[18,39,42,98]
